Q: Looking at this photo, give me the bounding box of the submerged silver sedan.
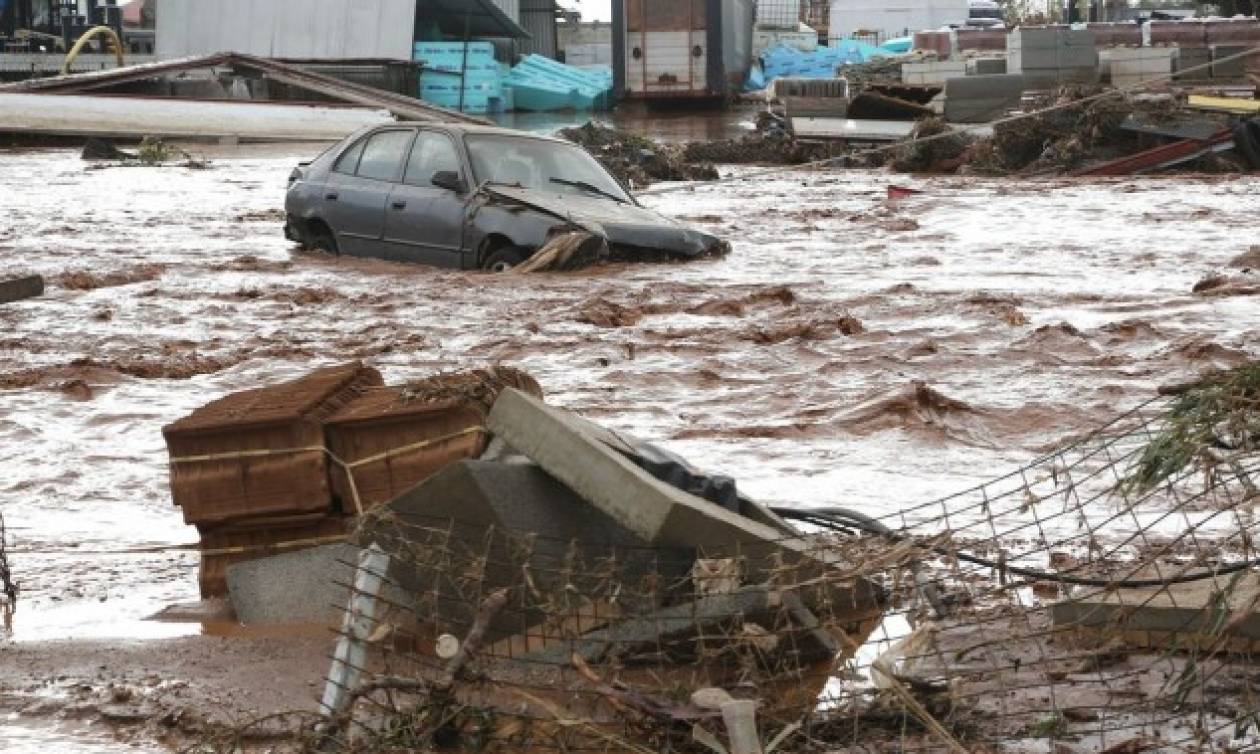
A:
[284,123,728,271]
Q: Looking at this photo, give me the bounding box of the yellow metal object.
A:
[1187,94,1260,115]
[60,25,125,75]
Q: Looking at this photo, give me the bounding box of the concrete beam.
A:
[0,275,44,305]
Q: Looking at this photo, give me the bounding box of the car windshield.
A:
[465,134,631,203]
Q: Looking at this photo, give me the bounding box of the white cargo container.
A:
[827,0,969,44]
[613,0,754,101]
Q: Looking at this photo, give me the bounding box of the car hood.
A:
[483,185,726,258]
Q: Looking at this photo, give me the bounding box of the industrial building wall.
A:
[518,0,557,58]
[155,0,417,60]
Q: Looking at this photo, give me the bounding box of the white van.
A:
[967,0,1005,28]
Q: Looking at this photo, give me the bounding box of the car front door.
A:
[383,130,469,268]
[321,128,415,259]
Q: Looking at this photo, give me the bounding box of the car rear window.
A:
[332,138,366,175]
[356,130,414,182]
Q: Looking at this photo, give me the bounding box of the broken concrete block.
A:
[226,542,360,624]
[357,459,691,639]
[485,389,888,629]
[1051,571,1260,652]
[943,74,1025,123]
[0,275,44,305]
[487,388,792,552]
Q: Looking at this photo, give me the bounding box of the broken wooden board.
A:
[1051,570,1260,653]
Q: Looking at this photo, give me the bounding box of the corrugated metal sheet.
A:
[156,0,417,60]
[519,0,558,58]
[490,0,520,22]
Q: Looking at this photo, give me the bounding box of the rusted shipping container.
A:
[163,362,382,527]
[197,515,353,598]
[613,0,754,101]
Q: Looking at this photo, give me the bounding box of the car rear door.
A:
[383,130,469,268]
[321,128,415,259]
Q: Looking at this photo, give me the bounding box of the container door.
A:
[625,0,708,96]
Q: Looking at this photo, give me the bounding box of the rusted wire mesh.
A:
[313,369,1260,753]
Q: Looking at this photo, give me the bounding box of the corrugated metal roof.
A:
[418,0,532,39]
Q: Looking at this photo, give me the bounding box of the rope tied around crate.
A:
[167,426,490,515]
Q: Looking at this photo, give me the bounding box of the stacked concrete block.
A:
[966,57,1008,75]
[1086,22,1142,48]
[1205,18,1260,45]
[1146,20,1207,48]
[913,30,954,59]
[1210,45,1249,80]
[1009,26,1098,90]
[943,73,1025,123]
[901,60,967,85]
[1101,47,1175,88]
[1173,44,1212,82]
[955,28,1006,53]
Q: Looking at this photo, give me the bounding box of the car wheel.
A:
[308,225,339,256]
[482,246,527,272]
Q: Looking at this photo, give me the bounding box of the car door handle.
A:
[325,192,339,201]
[391,200,407,210]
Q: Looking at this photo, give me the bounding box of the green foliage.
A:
[137,135,173,165]
[1121,363,1260,494]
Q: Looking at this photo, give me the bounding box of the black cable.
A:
[772,506,1260,588]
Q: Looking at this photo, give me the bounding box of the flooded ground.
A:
[1,143,1257,748]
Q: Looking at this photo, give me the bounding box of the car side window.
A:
[332,137,367,175]
[355,130,414,182]
[403,132,460,188]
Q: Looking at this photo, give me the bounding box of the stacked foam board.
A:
[414,41,505,114]
[1101,47,1175,88]
[505,54,612,111]
[760,40,876,82]
[1008,27,1098,89]
[901,60,966,85]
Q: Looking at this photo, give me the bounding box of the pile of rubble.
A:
[887,87,1248,176]
[559,120,845,188]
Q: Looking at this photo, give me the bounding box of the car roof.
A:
[386,121,569,144]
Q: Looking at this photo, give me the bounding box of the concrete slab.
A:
[944,74,1025,123]
[1051,571,1260,652]
[227,543,360,625]
[488,388,794,553]
[486,389,887,616]
[967,57,1007,75]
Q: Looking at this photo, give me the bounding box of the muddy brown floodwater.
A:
[0,144,1257,750]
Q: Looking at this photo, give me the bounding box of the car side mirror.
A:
[432,170,465,193]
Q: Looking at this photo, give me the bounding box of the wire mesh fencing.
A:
[308,369,1260,753]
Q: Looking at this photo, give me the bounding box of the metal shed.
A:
[518,0,559,58]
[155,0,529,60]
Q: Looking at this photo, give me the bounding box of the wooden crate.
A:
[325,387,489,514]
[164,363,382,526]
[198,515,353,598]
